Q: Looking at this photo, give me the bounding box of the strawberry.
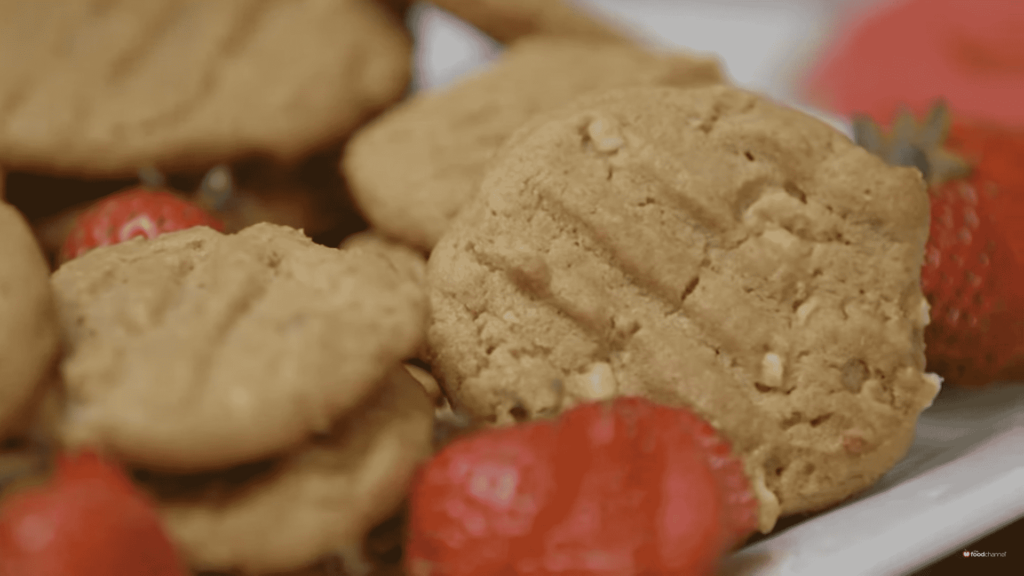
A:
[58,185,225,263]
[405,397,758,576]
[854,103,1024,387]
[942,118,1024,267]
[0,451,188,576]
[803,0,1024,128]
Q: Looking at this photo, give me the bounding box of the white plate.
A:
[722,383,1024,576]
[409,3,1024,573]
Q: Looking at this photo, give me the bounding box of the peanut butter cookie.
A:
[426,85,940,531]
[0,201,59,439]
[52,224,428,470]
[343,37,722,251]
[146,367,433,575]
[427,0,631,44]
[0,0,410,177]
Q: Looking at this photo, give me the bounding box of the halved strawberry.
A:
[0,451,188,576]
[405,396,758,576]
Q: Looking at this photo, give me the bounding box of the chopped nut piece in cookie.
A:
[562,362,619,408]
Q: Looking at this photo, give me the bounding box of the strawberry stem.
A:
[137,164,167,190]
[853,100,973,188]
[196,164,235,213]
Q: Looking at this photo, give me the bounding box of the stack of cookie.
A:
[0,0,945,574]
[48,225,435,575]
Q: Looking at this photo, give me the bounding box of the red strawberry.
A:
[854,103,1024,387]
[943,119,1024,267]
[0,451,188,576]
[405,397,758,576]
[804,0,1024,128]
[59,186,224,263]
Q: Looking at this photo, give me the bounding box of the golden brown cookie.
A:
[374,0,412,20]
[146,367,433,575]
[342,37,723,251]
[51,223,428,470]
[0,0,410,177]
[427,0,631,43]
[426,85,940,531]
[0,202,60,439]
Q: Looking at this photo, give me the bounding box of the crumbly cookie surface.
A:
[0,202,59,439]
[427,0,630,43]
[52,223,428,470]
[343,37,722,251]
[0,0,410,177]
[426,85,939,531]
[147,367,433,575]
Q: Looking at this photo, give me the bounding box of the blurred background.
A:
[414,0,885,125]
[417,0,855,89]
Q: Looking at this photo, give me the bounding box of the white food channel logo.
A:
[963,550,1008,558]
